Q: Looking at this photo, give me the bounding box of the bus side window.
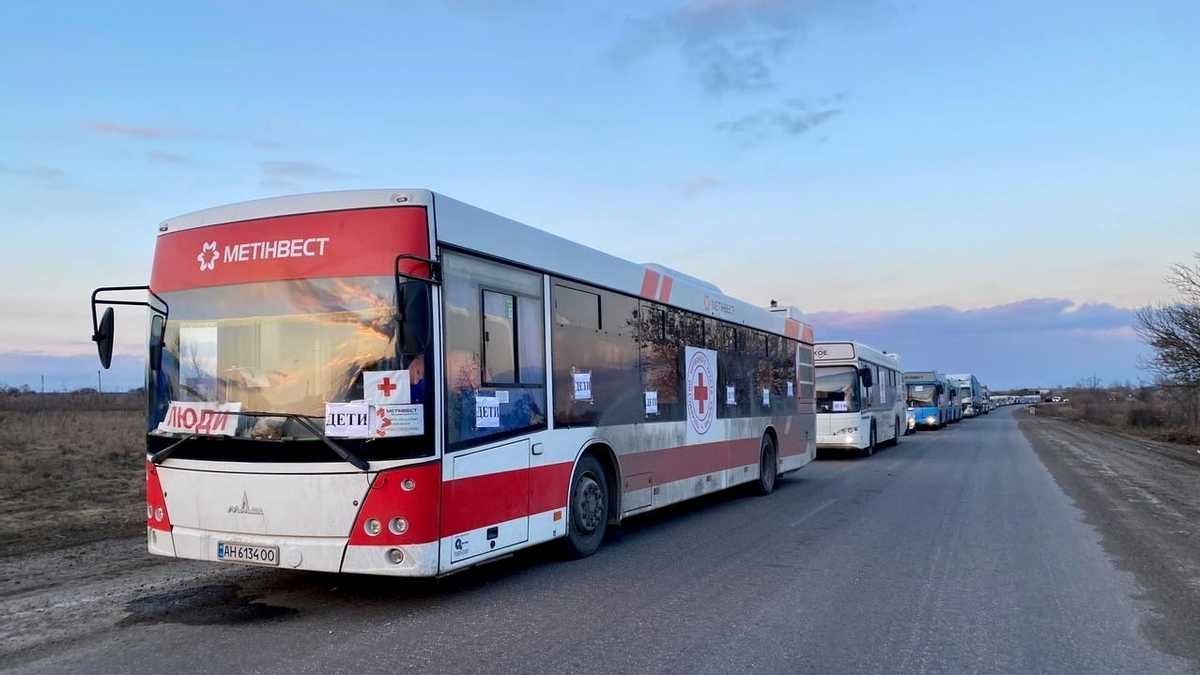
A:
[640,303,682,422]
[443,252,547,451]
[552,281,640,428]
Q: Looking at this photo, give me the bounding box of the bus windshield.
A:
[906,383,937,406]
[816,365,861,413]
[149,275,430,442]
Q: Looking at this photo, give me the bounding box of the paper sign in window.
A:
[325,401,369,438]
[573,371,592,401]
[787,381,794,397]
[644,391,658,415]
[762,388,770,406]
[371,404,424,437]
[475,395,500,428]
[365,370,410,405]
[726,386,736,405]
[833,401,849,412]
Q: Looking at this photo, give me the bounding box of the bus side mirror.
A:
[398,280,431,355]
[93,307,115,369]
[858,367,873,388]
[149,314,166,371]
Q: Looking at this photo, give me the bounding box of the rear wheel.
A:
[890,417,902,446]
[753,434,778,495]
[560,455,609,559]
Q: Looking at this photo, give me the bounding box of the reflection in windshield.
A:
[152,276,412,435]
[816,365,860,413]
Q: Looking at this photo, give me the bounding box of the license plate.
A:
[216,541,279,567]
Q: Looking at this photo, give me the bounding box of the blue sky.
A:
[1,1,1197,390]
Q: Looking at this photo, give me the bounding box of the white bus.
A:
[814,341,905,457]
[89,189,816,577]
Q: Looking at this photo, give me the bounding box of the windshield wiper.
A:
[149,411,370,471]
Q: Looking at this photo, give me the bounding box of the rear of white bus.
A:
[142,192,443,576]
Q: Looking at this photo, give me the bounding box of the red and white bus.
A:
[90,190,816,576]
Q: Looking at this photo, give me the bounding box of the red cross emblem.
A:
[693,372,709,415]
[377,377,397,398]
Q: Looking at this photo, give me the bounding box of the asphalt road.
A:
[4,407,1193,674]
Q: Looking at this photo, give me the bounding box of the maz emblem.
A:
[228,491,265,516]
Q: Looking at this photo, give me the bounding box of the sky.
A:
[1,1,1197,391]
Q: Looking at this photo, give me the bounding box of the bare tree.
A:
[1135,254,1200,386]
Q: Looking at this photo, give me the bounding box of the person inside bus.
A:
[407,353,426,404]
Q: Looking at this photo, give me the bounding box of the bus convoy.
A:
[88,189,991,578]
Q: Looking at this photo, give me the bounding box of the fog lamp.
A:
[387,548,405,564]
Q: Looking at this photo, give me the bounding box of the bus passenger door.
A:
[441,438,531,566]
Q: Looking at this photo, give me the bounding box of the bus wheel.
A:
[753,434,778,495]
[862,425,877,458]
[560,454,609,559]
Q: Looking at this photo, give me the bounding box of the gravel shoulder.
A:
[1018,409,1200,669]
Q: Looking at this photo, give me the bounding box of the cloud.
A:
[0,163,65,182]
[259,160,356,189]
[84,121,191,139]
[805,299,1146,388]
[717,95,844,140]
[615,0,814,97]
[679,174,723,196]
[615,1,876,97]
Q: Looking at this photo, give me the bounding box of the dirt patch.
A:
[122,583,299,625]
[1018,409,1200,670]
[0,405,145,557]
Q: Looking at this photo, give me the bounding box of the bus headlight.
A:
[363,518,382,536]
[388,517,409,535]
[926,416,937,425]
[387,548,405,565]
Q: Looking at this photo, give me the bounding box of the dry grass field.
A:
[0,393,145,556]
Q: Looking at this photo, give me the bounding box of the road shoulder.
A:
[1018,410,1200,670]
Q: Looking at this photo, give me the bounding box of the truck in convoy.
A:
[903,371,956,429]
[814,342,905,457]
[947,373,983,417]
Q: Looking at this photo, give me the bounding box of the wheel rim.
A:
[573,474,605,534]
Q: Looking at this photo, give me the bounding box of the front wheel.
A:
[559,455,610,559]
[752,434,778,495]
[891,417,902,446]
[861,425,877,458]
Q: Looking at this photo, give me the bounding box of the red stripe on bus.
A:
[658,275,673,302]
[785,319,801,339]
[640,269,661,299]
[439,427,807,537]
[802,325,814,344]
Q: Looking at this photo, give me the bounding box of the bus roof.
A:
[814,341,900,369]
[157,189,812,342]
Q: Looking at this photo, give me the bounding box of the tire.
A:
[752,434,778,495]
[559,454,610,559]
[891,417,902,446]
[861,425,877,458]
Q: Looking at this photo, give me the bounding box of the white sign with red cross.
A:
[685,346,717,442]
[365,370,410,405]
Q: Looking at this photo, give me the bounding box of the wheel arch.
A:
[570,439,622,525]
